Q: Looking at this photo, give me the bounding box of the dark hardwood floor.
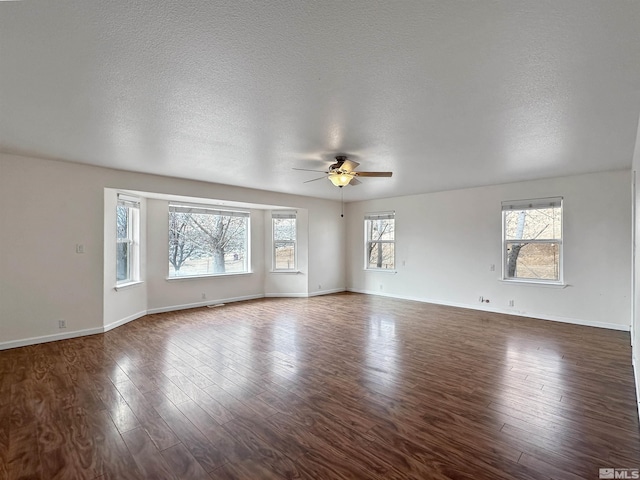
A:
[1,292,639,479]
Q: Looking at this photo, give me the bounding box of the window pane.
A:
[275,241,295,269]
[365,215,395,270]
[116,200,139,285]
[168,210,249,277]
[116,242,129,281]
[367,219,395,241]
[117,205,129,239]
[505,242,560,280]
[505,207,561,241]
[274,218,295,241]
[367,242,395,269]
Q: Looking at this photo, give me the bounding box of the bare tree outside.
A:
[168,212,198,273]
[504,204,561,280]
[116,197,140,284]
[366,216,395,269]
[168,207,249,277]
[505,210,526,278]
[273,216,296,270]
[191,214,246,273]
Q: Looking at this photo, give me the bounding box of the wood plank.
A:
[121,427,178,480]
[86,409,145,480]
[160,443,211,480]
[152,397,227,472]
[139,414,181,452]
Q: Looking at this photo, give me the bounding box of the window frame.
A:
[501,197,563,285]
[272,211,297,272]
[116,194,140,286]
[167,203,251,279]
[364,211,396,271]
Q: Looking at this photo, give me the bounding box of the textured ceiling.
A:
[1,1,639,201]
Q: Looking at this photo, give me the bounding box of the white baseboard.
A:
[264,288,346,298]
[5,288,625,352]
[308,287,347,297]
[633,354,640,424]
[1,295,266,351]
[347,288,630,331]
[146,294,264,314]
[0,310,148,351]
[103,310,147,333]
[0,326,105,351]
[265,292,309,298]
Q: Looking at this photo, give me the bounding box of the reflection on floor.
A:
[1,292,639,479]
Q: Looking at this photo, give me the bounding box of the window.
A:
[502,197,562,283]
[116,194,140,284]
[365,212,395,270]
[272,211,296,270]
[168,204,249,277]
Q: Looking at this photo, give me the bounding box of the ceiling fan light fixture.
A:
[329,172,352,187]
[294,154,392,188]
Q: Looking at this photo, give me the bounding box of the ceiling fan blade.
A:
[303,175,328,183]
[340,159,360,172]
[354,171,393,177]
[293,167,329,173]
[349,178,362,186]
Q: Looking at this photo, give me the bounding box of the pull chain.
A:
[341,187,344,217]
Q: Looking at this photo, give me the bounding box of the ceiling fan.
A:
[294,155,393,187]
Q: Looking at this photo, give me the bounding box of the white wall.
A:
[0,156,105,345]
[631,116,640,417]
[308,205,348,296]
[346,170,632,330]
[0,153,345,348]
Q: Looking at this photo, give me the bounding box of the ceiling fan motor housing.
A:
[330,155,348,172]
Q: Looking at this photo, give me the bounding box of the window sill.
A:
[270,270,301,274]
[499,279,567,288]
[166,271,253,281]
[364,269,397,274]
[114,281,144,291]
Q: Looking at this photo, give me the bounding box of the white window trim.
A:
[499,278,567,288]
[114,280,144,291]
[364,211,396,271]
[166,271,254,281]
[272,211,297,272]
[501,197,563,285]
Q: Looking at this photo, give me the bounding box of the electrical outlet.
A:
[201,293,206,300]
[58,320,66,329]
[508,300,514,307]
[318,284,322,290]
[490,264,495,272]
[75,244,85,254]
[479,296,484,302]
[379,284,383,291]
